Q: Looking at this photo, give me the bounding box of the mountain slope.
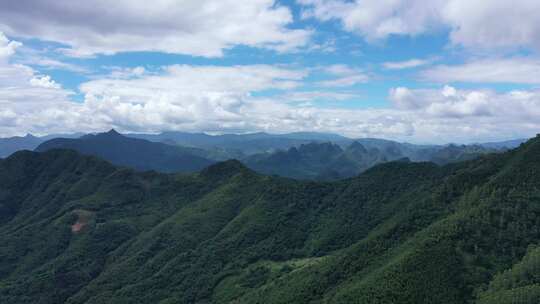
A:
[244,140,498,180]
[1,135,540,303]
[35,129,215,173]
[128,131,352,155]
[477,245,540,304]
[0,133,84,158]
[244,141,390,180]
[0,134,43,158]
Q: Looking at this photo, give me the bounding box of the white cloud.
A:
[105,66,146,79]
[1,33,539,143]
[19,56,90,73]
[389,85,540,121]
[383,58,434,70]
[0,34,89,136]
[384,85,540,142]
[324,64,359,76]
[0,32,22,59]
[390,85,492,118]
[75,64,310,132]
[318,75,368,87]
[299,0,444,40]
[0,0,311,57]
[318,64,368,87]
[280,91,359,102]
[442,0,540,50]
[420,58,540,84]
[30,75,60,89]
[299,0,540,51]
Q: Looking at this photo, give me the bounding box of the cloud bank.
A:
[0,33,539,143]
[0,0,311,57]
[299,0,540,51]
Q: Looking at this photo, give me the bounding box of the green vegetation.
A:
[244,141,500,181]
[33,130,503,180]
[477,245,540,304]
[1,135,539,303]
[35,129,215,173]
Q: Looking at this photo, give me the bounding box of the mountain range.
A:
[244,140,506,180]
[128,131,351,155]
[1,134,540,303]
[24,130,525,180]
[35,129,215,173]
[0,133,84,158]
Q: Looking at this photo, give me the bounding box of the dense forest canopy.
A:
[0,135,539,303]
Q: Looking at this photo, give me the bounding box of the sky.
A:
[0,0,540,143]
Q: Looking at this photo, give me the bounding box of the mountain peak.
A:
[200,159,252,180]
[94,129,125,139]
[106,129,121,136]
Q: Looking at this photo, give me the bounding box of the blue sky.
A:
[1,0,540,143]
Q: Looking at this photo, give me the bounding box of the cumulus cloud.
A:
[389,85,493,117]
[388,85,540,140]
[0,33,94,135]
[0,0,311,57]
[76,64,309,132]
[0,32,22,59]
[420,58,540,84]
[388,85,487,118]
[30,75,60,89]
[73,64,414,138]
[1,33,540,143]
[299,0,540,51]
[299,0,443,40]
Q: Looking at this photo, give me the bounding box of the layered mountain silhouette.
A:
[0,134,43,158]
[35,129,215,173]
[1,135,540,303]
[244,140,501,180]
[0,133,83,158]
[0,129,526,180]
[244,141,390,180]
[128,131,351,155]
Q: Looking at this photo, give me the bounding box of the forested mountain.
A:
[478,138,528,150]
[477,245,540,303]
[31,130,499,180]
[35,129,215,173]
[128,131,351,155]
[0,133,83,158]
[244,141,391,180]
[1,135,540,303]
[0,134,43,158]
[245,141,499,180]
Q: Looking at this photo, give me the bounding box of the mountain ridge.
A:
[35,129,215,173]
[1,135,540,303]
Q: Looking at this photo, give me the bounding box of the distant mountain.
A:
[424,144,500,165]
[2,135,540,303]
[244,140,499,180]
[128,131,352,155]
[35,129,215,173]
[0,134,43,158]
[0,133,83,158]
[2,129,527,163]
[478,138,528,149]
[244,141,390,180]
